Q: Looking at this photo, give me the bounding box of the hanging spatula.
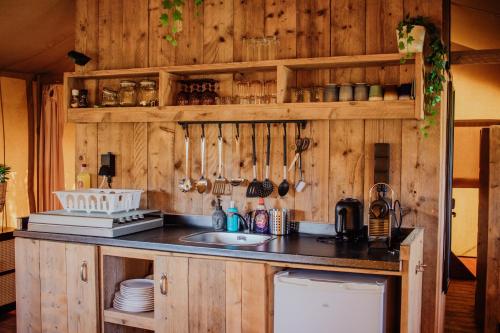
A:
[212,124,227,196]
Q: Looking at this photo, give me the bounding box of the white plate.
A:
[120,279,154,290]
[114,296,153,305]
[113,299,153,309]
[113,305,153,313]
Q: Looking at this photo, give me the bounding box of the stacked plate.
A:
[113,279,154,313]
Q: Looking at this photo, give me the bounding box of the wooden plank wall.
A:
[74,0,444,331]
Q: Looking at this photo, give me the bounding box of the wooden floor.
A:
[444,257,481,333]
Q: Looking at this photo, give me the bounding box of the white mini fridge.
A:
[274,270,388,333]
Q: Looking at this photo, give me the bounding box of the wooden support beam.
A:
[451,49,500,65]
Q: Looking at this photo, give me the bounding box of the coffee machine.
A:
[334,198,364,241]
[368,183,394,248]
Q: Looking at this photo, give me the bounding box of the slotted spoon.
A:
[195,129,209,194]
[278,123,290,197]
[246,124,262,198]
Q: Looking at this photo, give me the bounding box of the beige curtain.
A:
[37,84,65,211]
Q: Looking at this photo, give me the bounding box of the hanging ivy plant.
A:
[160,0,204,46]
[397,15,448,137]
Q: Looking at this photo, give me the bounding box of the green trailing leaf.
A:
[398,15,447,138]
[159,0,204,45]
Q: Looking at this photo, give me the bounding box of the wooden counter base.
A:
[15,228,424,333]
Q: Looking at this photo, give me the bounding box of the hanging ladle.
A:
[195,124,210,194]
[178,124,192,192]
[278,123,290,197]
[230,124,247,187]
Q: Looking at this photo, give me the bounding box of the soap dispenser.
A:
[212,198,227,231]
[227,201,239,232]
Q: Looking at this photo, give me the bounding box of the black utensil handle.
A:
[283,124,287,165]
[252,124,257,166]
[266,126,271,167]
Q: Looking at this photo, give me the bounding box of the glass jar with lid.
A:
[101,87,119,107]
[118,80,137,106]
[137,80,158,106]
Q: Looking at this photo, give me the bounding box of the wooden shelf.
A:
[103,308,154,330]
[65,52,424,122]
[68,100,416,123]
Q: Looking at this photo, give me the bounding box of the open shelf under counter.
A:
[103,308,154,330]
[67,100,417,123]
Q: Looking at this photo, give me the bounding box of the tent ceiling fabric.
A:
[0,0,75,74]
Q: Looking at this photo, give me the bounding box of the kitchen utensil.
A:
[196,127,209,194]
[230,125,247,187]
[295,153,306,192]
[269,208,291,235]
[212,125,227,196]
[335,198,364,241]
[178,133,192,192]
[278,124,290,197]
[288,137,310,171]
[261,124,274,197]
[246,124,262,198]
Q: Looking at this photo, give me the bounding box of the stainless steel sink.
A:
[180,231,274,246]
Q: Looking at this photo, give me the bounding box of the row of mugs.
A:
[290,82,414,103]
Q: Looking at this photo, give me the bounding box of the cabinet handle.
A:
[80,261,88,282]
[415,261,427,274]
[160,273,168,295]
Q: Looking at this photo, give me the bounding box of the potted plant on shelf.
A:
[0,164,10,212]
[397,15,447,137]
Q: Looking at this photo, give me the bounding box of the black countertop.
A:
[15,221,408,272]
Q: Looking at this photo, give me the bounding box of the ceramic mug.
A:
[369,85,383,101]
[354,83,369,101]
[323,83,338,102]
[384,85,398,101]
[339,84,354,101]
[398,83,413,100]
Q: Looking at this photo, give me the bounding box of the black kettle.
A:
[335,198,364,241]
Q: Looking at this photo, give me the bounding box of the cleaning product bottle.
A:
[76,163,91,189]
[254,198,269,234]
[212,198,227,231]
[227,201,239,232]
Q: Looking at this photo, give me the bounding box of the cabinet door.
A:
[188,258,227,333]
[155,255,189,333]
[38,241,99,333]
[65,243,99,333]
[15,237,42,333]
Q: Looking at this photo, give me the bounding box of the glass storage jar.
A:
[138,80,158,106]
[118,80,137,106]
[101,87,119,107]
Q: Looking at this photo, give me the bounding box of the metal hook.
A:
[201,124,205,138]
[296,122,301,139]
[218,123,223,139]
[267,123,271,137]
[283,122,287,136]
[182,124,189,139]
[252,123,256,137]
[235,123,240,140]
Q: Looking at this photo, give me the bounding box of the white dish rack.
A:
[54,189,143,215]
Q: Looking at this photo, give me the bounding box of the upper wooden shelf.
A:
[66,53,414,78]
[65,52,424,122]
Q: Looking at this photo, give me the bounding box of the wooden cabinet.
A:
[153,255,274,333]
[15,238,99,333]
